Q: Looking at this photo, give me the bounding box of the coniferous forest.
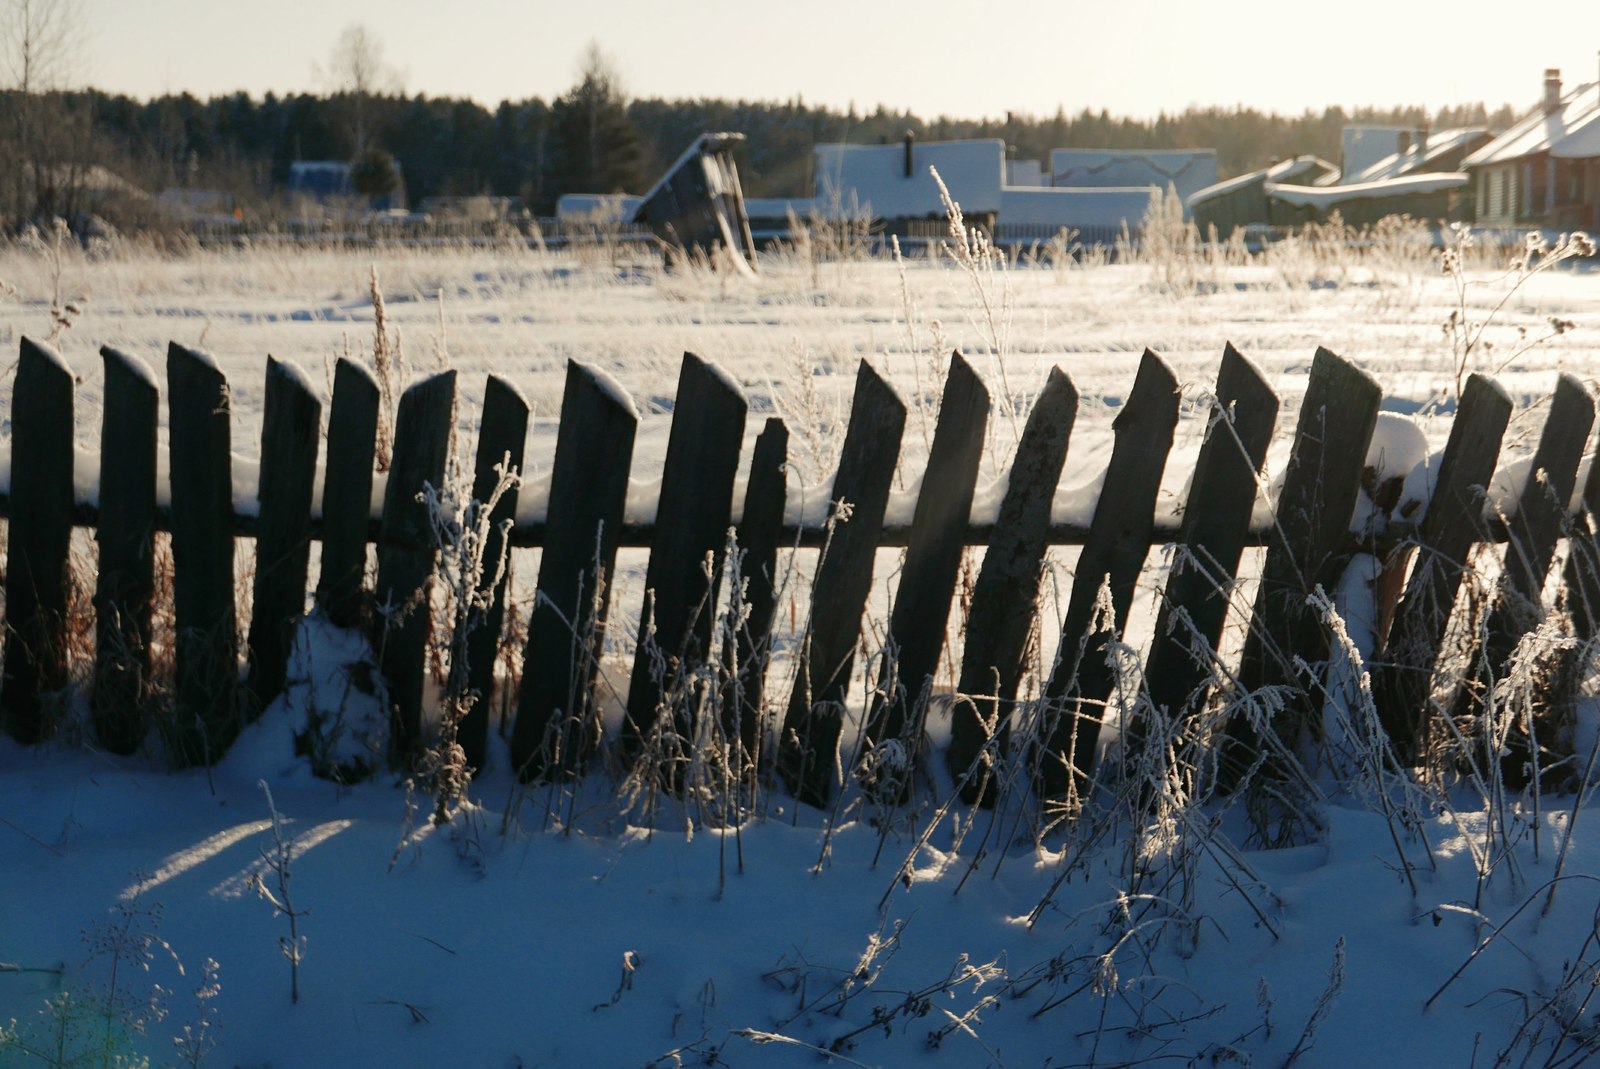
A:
[0,67,1520,229]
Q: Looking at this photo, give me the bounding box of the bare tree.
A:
[1,0,81,92]
[316,23,402,155]
[1,0,90,228]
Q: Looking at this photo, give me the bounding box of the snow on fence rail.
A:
[2,336,1597,810]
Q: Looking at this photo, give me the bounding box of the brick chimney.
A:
[1544,68,1563,112]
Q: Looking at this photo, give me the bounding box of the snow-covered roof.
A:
[1048,149,1217,201]
[1342,128,1490,185]
[1265,172,1469,208]
[1186,156,1335,206]
[813,139,1005,218]
[1007,159,1046,187]
[1340,126,1426,184]
[1462,81,1600,166]
[999,186,1158,228]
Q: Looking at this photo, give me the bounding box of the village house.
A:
[1462,69,1600,230]
[742,136,1209,247]
[1188,155,1336,235]
[1049,148,1217,201]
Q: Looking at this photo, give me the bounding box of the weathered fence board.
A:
[948,366,1078,804]
[511,362,638,782]
[1,338,75,744]
[726,416,788,754]
[865,352,990,758]
[1454,373,1593,782]
[778,360,906,807]
[246,357,322,714]
[92,346,159,754]
[459,374,530,774]
[166,343,239,766]
[317,358,380,628]
[1371,373,1512,762]
[1039,349,1180,799]
[1135,344,1279,759]
[1563,433,1600,642]
[1221,347,1382,788]
[624,352,748,765]
[375,370,457,763]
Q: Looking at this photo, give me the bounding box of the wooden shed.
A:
[631,132,758,273]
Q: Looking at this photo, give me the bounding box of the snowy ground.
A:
[1,234,1599,1067]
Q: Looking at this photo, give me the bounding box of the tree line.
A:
[0,62,1521,231]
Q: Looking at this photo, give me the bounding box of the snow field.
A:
[0,235,1598,1066]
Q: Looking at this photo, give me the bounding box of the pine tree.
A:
[548,44,644,198]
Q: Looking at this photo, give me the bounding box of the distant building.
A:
[786,135,1201,244]
[1462,69,1600,229]
[1188,156,1337,234]
[1048,148,1218,203]
[287,159,406,211]
[1188,125,1494,235]
[1262,172,1471,228]
[1007,159,1047,187]
[811,136,1006,231]
[1338,126,1431,185]
[1339,127,1492,186]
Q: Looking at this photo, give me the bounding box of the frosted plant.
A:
[418,452,521,826]
[253,781,307,1005]
[1440,225,1593,399]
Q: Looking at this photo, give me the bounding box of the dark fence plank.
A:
[1562,429,1600,643]
[624,352,748,762]
[247,357,323,715]
[778,360,906,807]
[460,374,530,773]
[948,367,1078,803]
[1,338,75,743]
[166,342,239,766]
[375,370,457,763]
[864,352,989,755]
[511,362,637,782]
[1038,349,1180,799]
[1455,373,1593,781]
[1136,344,1279,750]
[727,417,788,754]
[317,358,380,629]
[1371,373,1512,762]
[1221,347,1382,786]
[93,346,159,754]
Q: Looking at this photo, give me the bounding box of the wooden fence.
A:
[2,336,1596,807]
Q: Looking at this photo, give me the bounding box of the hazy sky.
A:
[76,1,1600,121]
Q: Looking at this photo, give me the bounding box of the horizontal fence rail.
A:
[1,335,1596,815]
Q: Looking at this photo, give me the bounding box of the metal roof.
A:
[1461,82,1600,167]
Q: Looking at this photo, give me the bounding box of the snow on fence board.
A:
[1,335,1596,815]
